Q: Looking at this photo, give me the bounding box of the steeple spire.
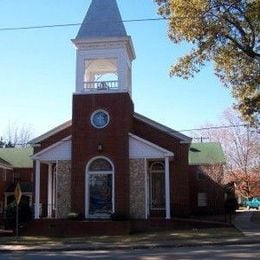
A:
[76,0,127,39]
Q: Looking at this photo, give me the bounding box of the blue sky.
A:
[0,0,234,139]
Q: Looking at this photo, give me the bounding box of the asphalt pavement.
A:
[233,210,260,238]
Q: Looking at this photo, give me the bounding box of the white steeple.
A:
[72,0,135,95]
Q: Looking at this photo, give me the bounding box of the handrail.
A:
[84,80,118,91]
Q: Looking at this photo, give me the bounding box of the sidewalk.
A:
[233,210,260,239]
[0,211,259,252]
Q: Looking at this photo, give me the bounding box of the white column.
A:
[52,166,57,218]
[144,159,148,219]
[165,156,171,219]
[34,160,41,219]
[47,164,52,218]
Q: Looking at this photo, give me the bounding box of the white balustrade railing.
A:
[84,80,118,91]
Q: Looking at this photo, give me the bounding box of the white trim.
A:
[29,120,72,144]
[134,113,192,143]
[85,156,115,219]
[129,133,174,157]
[165,157,171,219]
[0,163,12,170]
[73,89,129,95]
[31,136,71,160]
[34,160,40,219]
[72,36,136,61]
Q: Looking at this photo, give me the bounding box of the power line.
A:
[0,124,256,147]
[0,18,168,32]
[178,124,249,132]
[0,23,81,32]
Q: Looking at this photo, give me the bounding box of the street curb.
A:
[0,239,260,253]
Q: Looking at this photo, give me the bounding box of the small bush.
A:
[5,201,32,229]
[67,212,84,220]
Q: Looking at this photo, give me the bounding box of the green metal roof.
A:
[189,142,226,165]
[0,157,11,167]
[0,147,33,168]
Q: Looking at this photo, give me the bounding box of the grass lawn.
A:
[0,227,243,246]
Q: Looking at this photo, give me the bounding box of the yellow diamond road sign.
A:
[14,183,22,205]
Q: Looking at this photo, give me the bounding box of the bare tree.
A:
[194,109,260,198]
[2,122,33,147]
[200,164,225,185]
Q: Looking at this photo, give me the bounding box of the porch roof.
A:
[31,136,71,162]
[129,133,173,159]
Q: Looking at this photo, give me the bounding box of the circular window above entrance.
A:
[91,110,110,128]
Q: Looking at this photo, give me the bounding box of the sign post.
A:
[14,183,22,239]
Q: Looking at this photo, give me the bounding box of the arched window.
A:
[88,158,112,171]
[149,162,165,209]
[86,157,114,218]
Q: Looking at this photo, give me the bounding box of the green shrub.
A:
[5,200,32,229]
[67,212,84,220]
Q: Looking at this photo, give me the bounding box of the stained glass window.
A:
[87,158,113,217]
[150,162,165,209]
[89,158,112,172]
[89,174,112,215]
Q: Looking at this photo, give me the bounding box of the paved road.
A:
[0,244,260,260]
[233,210,260,238]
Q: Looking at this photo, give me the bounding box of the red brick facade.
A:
[33,92,196,218]
[133,117,191,217]
[0,167,32,220]
[189,165,225,215]
[71,92,134,216]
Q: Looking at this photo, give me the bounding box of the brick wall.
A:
[189,165,225,215]
[71,92,134,217]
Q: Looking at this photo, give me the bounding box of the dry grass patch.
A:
[0,227,243,246]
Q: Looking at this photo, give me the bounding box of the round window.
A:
[91,110,110,128]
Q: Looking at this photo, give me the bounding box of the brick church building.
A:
[29,0,226,222]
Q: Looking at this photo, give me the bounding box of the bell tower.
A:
[72,0,135,95]
[71,0,136,218]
